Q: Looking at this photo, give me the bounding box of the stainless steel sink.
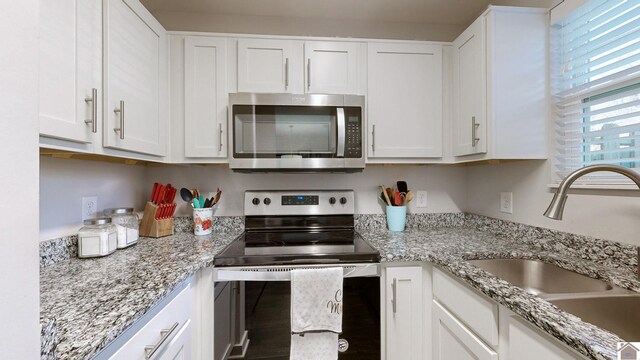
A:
[550,296,640,340]
[468,259,613,296]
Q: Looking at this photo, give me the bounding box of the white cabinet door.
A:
[433,301,498,360]
[385,266,423,360]
[237,38,303,93]
[452,16,487,156]
[368,43,443,159]
[184,36,227,158]
[504,313,581,360]
[39,0,101,144]
[158,321,192,360]
[304,41,360,94]
[104,0,167,156]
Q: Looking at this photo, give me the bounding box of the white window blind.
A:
[552,0,640,185]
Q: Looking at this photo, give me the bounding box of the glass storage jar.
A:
[103,207,139,248]
[78,218,117,258]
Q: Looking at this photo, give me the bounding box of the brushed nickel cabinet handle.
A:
[371,124,376,152]
[144,322,180,359]
[84,88,98,133]
[307,58,311,91]
[284,58,289,90]
[392,278,397,314]
[472,116,480,147]
[113,100,125,139]
[218,123,223,152]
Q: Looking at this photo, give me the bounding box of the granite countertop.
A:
[360,216,640,360]
[40,230,241,360]
[40,214,639,360]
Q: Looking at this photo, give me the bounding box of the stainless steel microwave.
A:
[229,93,365,172]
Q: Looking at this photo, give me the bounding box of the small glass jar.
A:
[103,207,139,249]
[78,218,117,258]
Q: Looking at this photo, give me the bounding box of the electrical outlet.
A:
[82,196,98,221]
[416,191,428,208]
[500,192,513,214]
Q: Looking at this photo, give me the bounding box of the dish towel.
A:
[290,267,344,360]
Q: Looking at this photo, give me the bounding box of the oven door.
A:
[214,264,381,360]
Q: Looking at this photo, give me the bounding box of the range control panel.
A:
[281,195,320,206]
[245,190,355,216]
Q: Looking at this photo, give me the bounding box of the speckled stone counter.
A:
[40,228,241,360]
[40,213,639,360]
[361,221,639,360]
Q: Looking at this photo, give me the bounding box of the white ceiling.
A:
[140,0,550,26]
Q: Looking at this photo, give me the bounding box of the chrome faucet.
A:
[544,164,640,280]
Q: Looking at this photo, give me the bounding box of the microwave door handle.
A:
[337,108,346,157]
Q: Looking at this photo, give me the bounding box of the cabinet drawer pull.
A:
[391,278,397,314]
[307,58,311,91]
[113,100,125,140]
[144,322,180,359]
[84,88,98,133]
[285,58,289,90]
[218,123,223,152]
[472,116,480,147]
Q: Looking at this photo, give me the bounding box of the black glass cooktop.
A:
[214,229,380,266]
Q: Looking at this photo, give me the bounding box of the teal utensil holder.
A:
[386,206,407,232]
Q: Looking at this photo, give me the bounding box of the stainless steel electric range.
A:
[213,190,381,360]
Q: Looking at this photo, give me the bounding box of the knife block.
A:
[139,202,174,238]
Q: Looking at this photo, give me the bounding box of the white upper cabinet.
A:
[184,36,228,158]
[39,0,102,144]
[368,42,443,159]
[304,41,360,94]
[103,0,168,156]
[452,6,548,160]
[237,39,363,95]
[237,38,303,93]
[452,17,486,156]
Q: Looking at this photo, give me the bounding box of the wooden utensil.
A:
[404,191,414,205]
[386,187,395,205]
[380,185,392,206]
[212,189,222,206]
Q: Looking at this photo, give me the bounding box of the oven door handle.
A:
[337,108,346,157]
[214,263,380,282]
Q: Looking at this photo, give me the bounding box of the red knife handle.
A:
[151,183,159,203]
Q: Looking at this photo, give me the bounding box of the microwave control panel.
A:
[345,115,362,158]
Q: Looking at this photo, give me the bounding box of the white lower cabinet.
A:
[432,267,586,360]
[384,265,425,360]
[433,301,497,360]
[501,308,582,360]
[158,320,192,360]
[108,284,192,360]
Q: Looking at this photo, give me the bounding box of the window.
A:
[552,0,640,185]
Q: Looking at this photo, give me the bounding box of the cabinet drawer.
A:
[110,285,192,360]
[433,300,498,360]
[433,268,498,347]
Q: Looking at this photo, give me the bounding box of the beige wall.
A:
[0,1,40,358]
[146,165,468,217]
[39,157,149,240]
[465,160,640,246]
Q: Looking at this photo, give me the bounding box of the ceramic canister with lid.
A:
[78,218,117,258]
[103,207,139,248]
